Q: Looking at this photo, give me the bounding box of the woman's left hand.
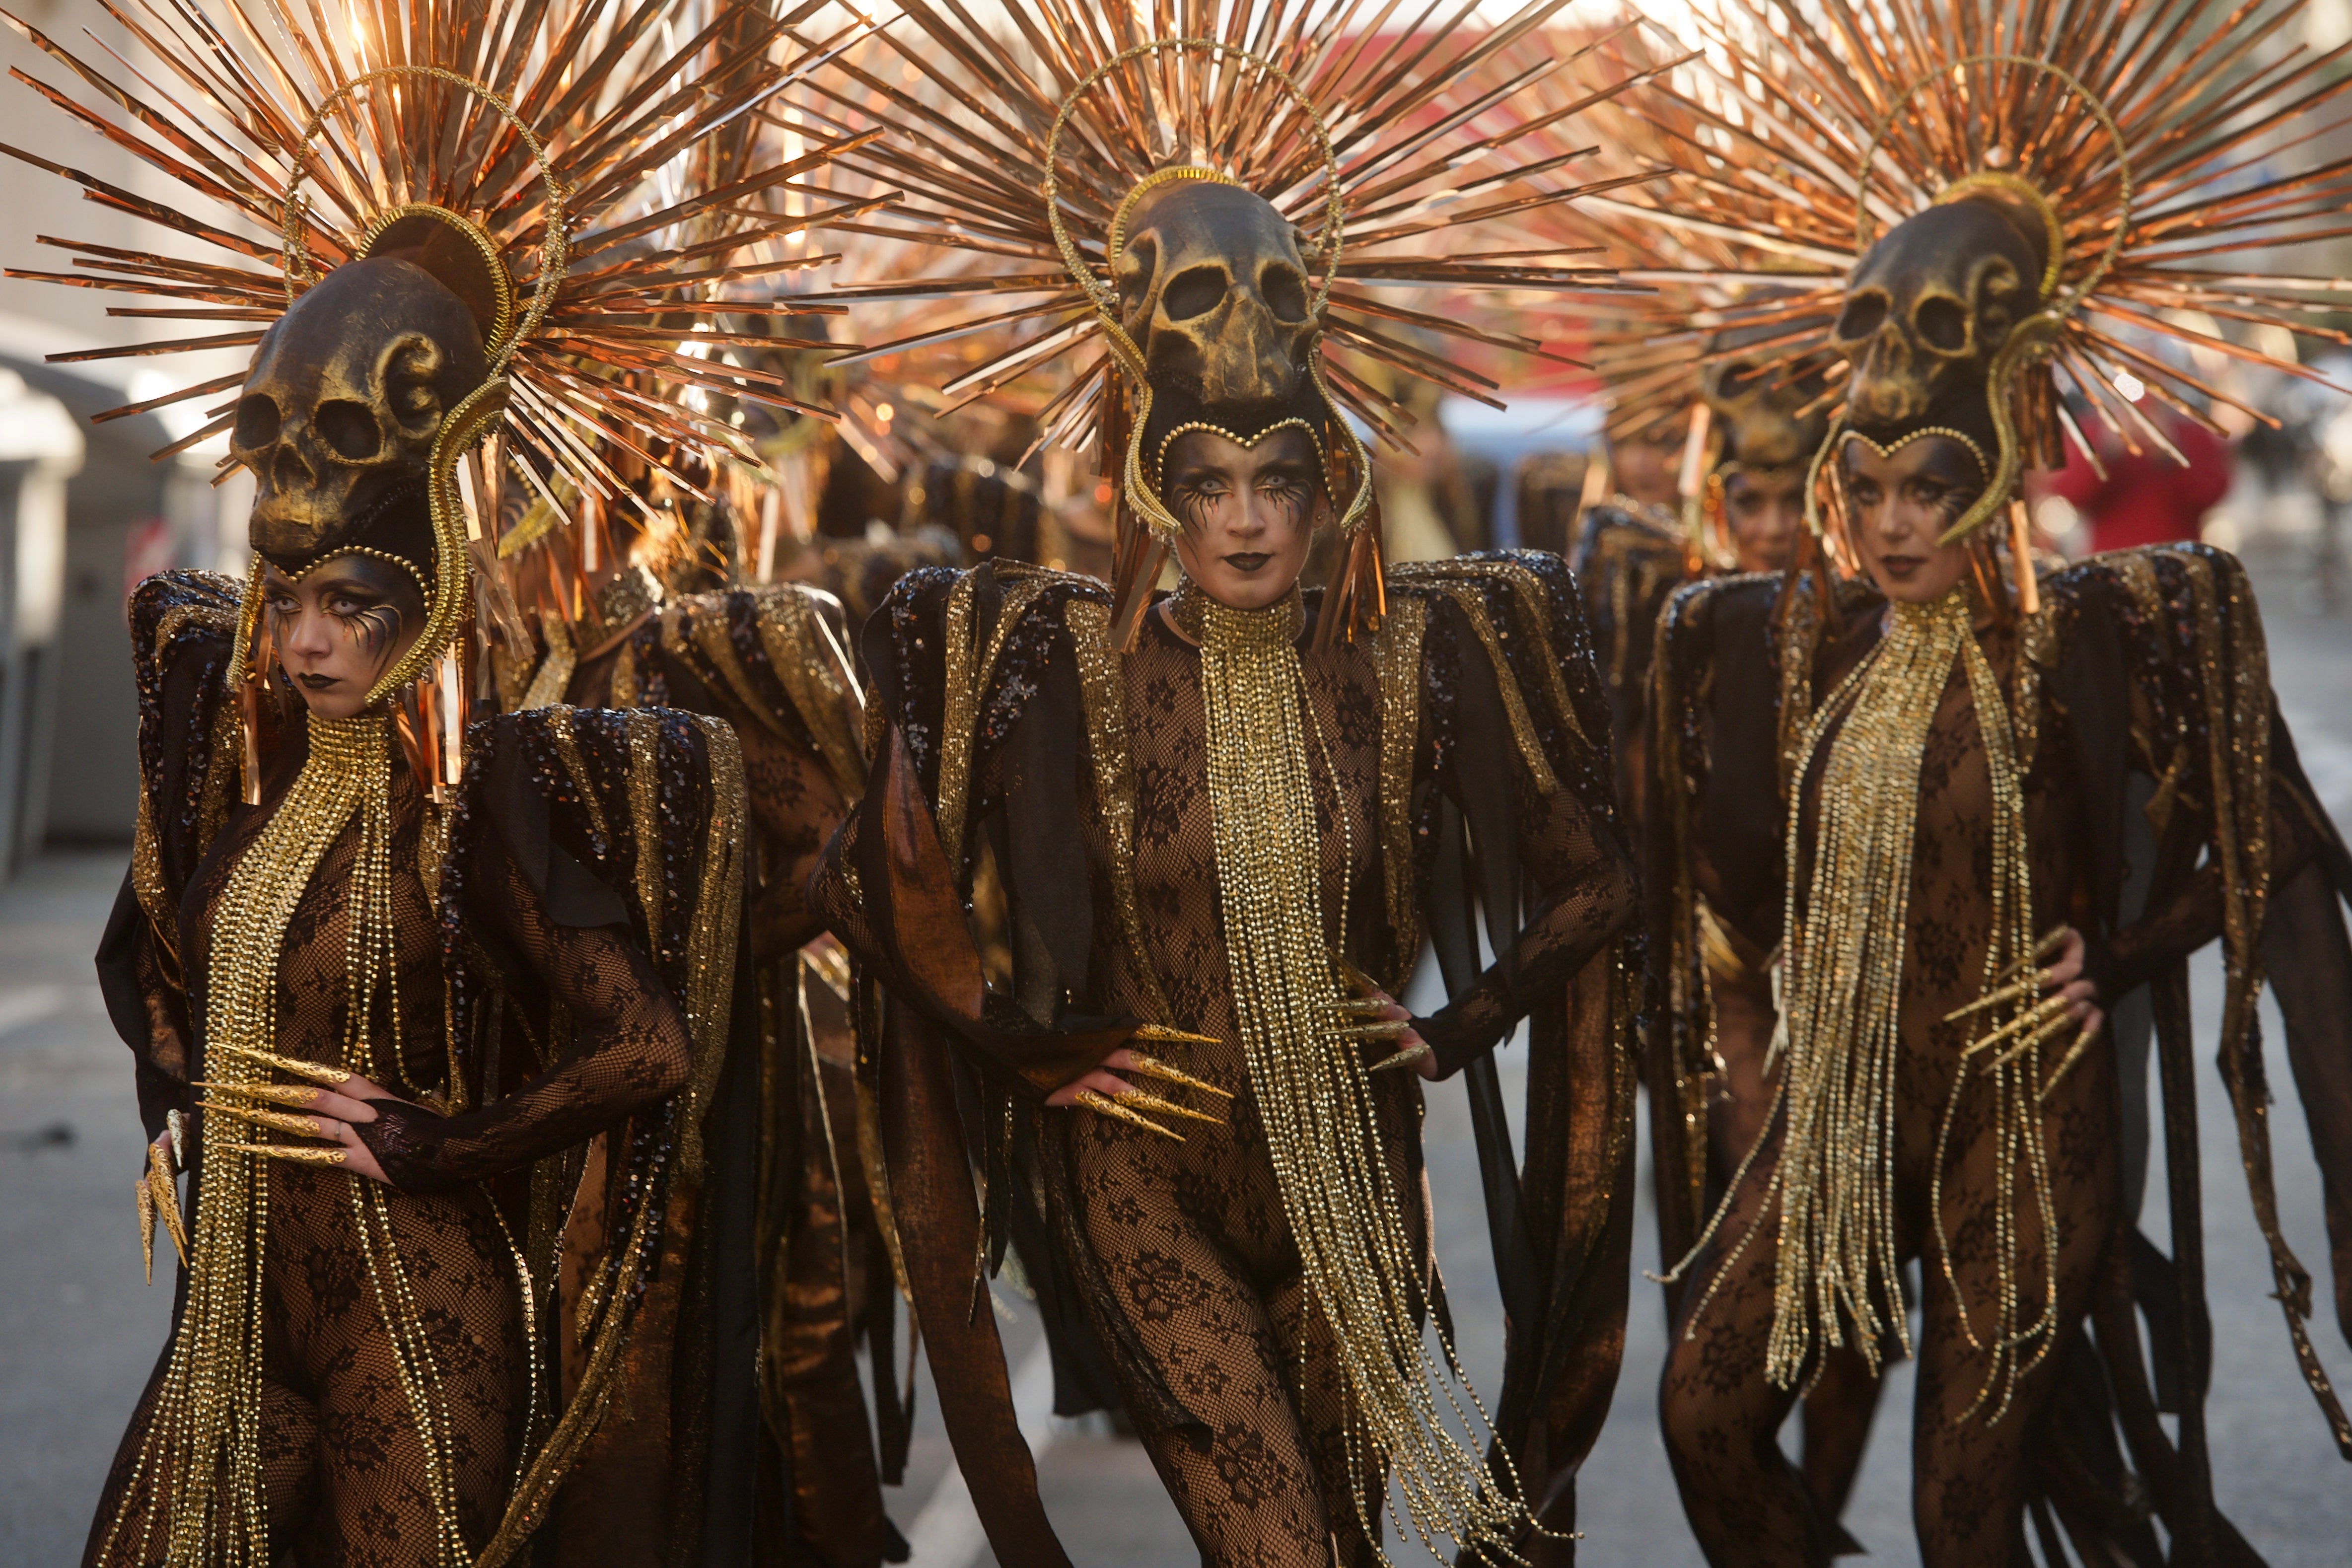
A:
[277,1073,398,1186]
[1356,990,1440,1081]
[2043,927,2106,1043]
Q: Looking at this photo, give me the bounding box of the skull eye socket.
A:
[1835,292,1888,342]
[1261,264,1308,323]
[1161,265,1228,321]
[315,399,383,461]
[1915,296,1968,353]
[232,395,281,452]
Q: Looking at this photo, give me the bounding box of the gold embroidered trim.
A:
[675,713,746,1179]
[1064,597,1171,1022]
[625,710,662,939]
[935,573,1051,868]
[754,586,867,799]
[1371,593,1426,963]
[1425,582,1558,794]
[520,609,575,710]
[546,707,611,847]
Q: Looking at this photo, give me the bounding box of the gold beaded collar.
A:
[1167,579,1306,648]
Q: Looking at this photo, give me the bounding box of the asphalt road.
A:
[4,556,2348,1564]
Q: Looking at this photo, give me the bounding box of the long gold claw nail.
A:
[1959,992,2072,1058]
[1113,1087,1225,1127]
[2038,1023,2103,1102]
[194,1079,323,1108]
[1126,1054,1234,1100]
[1132,1023,1219,1049]
[1987,928,2069,988]
[146,1141,187,1266]
[218,1140,348,1166]
[209,1043,350,1088]
[1988,1008,2082,1071]
[1332,953,1381,998]
[1943,970,2055,1023]
[201,1099,329,1140]
[136,1179,156,1285]
[1334,1019,1414,1042]
[1371,1043,1431,1073]
[1333,996,1393,1018]
[1072,1088,1183,1141]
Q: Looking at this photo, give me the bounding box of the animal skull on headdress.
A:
[230,257,488,570]
[1704,342,1832,472]
[1113,178,1318,414]
[1830,192,2051,433]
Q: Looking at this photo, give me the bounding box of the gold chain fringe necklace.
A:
[101,712,473,1567]
[1664,585,2058,1418]
[1184,583,1535,1562]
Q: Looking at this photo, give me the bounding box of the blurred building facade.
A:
[0,0,244,877]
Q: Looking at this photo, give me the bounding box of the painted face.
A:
[1721,470,1804,575]
[1838,433,1985,605]
[1162,425,1322,612]
[261,553,427,719]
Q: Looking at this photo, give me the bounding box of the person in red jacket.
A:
[2041,398,2233,551]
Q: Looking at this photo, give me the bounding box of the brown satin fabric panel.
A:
[881,997,1071,1568]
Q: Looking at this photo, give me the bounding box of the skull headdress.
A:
[1563,8,2352,573]
[6,0,861,716]
[804,14,1651,639]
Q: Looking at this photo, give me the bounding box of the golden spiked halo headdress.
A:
[1581,0,2352,578]
[791,0,1661,639]
[1,0,878,713]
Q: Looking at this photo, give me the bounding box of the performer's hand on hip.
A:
[2044,926,2106,1042]
[1046,1048,1140,1107]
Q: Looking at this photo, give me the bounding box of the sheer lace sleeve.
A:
[1415,756,1639,1078]
[356,827,693,1193]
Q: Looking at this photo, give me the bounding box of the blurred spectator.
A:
[2041,400,2231,552]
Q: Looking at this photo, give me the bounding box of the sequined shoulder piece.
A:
[1390,551,1617,818]
[647,583,867,798]
[867,562,1110,863]
[127,569,246,941]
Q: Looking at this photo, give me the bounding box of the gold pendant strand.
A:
[333,723,474,1565]
[102,714,382,1566]
[1932,625,2061,1422]
[1189,585,1532,1564]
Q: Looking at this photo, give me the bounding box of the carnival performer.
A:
[1573,358,1829,817]
[4,0,876,1560]
[792,6,1661,1563]
[1623,3,2352,1562]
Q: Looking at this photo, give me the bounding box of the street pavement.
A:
[3,556,2348,1564]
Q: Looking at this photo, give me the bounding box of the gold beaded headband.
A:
[1152,418,1329,485]
[1836,426,1994,484]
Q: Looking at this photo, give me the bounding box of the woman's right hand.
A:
[1046,1047,1139,1107]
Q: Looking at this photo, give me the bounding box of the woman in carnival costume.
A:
[791,4,1679,1562]
[1623,1,2352,1561]
[2,0,877,1560]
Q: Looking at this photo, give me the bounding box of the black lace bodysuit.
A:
[91,728,692,1567]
